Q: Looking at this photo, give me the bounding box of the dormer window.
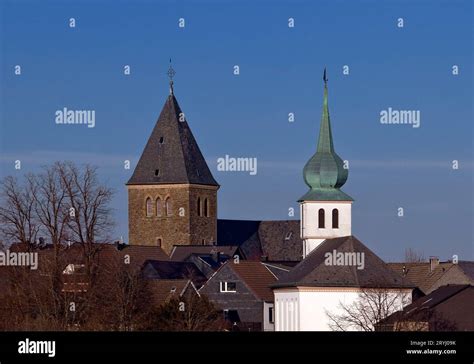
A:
[285,231,293,241]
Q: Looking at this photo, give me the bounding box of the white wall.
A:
[300,201,352,257]
[263,302,275,331]
[274,288,412,331]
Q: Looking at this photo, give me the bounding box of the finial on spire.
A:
[323,67,328,86]
[167,58,176,95]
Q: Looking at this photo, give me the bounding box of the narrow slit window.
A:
[332,209,339,228]
[146,198,153,217]
[318,208,325,228]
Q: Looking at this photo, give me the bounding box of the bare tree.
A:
[404,248,425,263]
[57,162,114,278]
[326,287,411,331]
[0,175,39,251]
[0,162,115,330]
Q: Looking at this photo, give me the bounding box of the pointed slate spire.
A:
[127,69,218,186]
[299,69,352,202]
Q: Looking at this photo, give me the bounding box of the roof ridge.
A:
[172,95,192,184]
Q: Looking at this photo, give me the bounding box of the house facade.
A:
[199,261,277,331]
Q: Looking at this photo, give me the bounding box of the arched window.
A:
[332,209,339,228]
[204,198,209,217]
[146,198,153,217]
[156,238,162,247]
[197,198,202,216]
[156,197,162,217]
[165,197,172,216]
[318,208,325,228]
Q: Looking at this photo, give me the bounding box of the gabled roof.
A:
[229,261,277,302]
[216,219,303,262]
[273,236,414,289]
[127,94,218,186]
[8,242,169,272]
[142,260,207,287]
[148,279,198,306]
[262,262,291,280]
[169,245,239,262]
[380,285,474,329]
[387,261,474,294]
[387,262,453,294]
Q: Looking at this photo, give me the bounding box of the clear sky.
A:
[0,0,472,261]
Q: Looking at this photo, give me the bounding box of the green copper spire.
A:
[299,69,353,202]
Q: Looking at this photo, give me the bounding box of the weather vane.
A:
[167,58,176,95]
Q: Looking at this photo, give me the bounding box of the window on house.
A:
[156,238,162,247]
[197,198,202,216]
[332,208,339,228]
[204,198,209,217]
[220,281,236,293]
[165,197,172,216]
[154,169,160,177]
[146,198,153,217]
[159,137,164,144]
[156,197,162,217]
[318,208,325,228]
[269,307,274,323]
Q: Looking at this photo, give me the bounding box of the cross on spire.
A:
[167,58,176,95]
[323,67,328,86]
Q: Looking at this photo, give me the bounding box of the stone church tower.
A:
[127,67,219,254]
[299,69,353,258]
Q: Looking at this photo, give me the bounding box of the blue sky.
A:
[0,0,472,261]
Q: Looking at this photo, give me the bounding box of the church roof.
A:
[272,236,414,289]
[299,69,352,202]
[127,93,218,186]
[216,219,303,262]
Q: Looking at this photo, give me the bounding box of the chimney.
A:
[429,256,440,272]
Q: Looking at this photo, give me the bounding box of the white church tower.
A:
[299,69,353,258]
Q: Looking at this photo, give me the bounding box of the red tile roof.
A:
[229,261,277,302]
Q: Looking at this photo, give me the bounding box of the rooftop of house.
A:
[148,279,197,306]
[379,284,474,330]
[142,260,207,287]
[217,219,303,262]
[227,261,278,302]
[387,261,474,294]
[169,245,239,262]
[272,235,414,289]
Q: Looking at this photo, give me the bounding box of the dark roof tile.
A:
[127,95,218,186]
